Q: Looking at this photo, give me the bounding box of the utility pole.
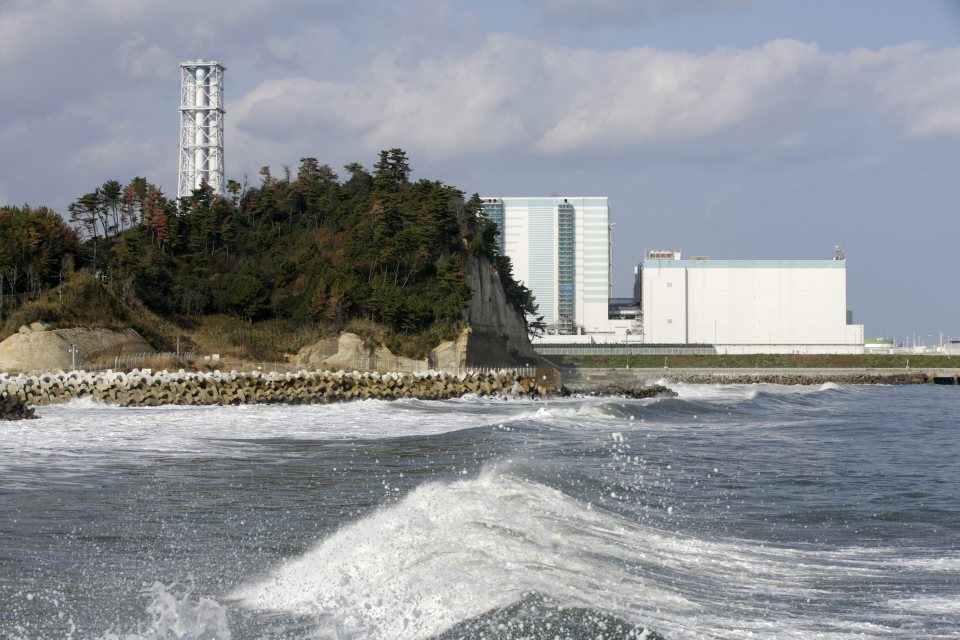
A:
[68,345,78,370]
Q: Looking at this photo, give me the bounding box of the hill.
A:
[0,149,539,363]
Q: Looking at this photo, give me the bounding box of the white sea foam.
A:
[887,595,960,614]
[7,385,954,640]
[231,468,690,638]
[665,380,843,402]
[0,397,522,464]
[230,468,922,639]
[0,396,653,481]
[2,382,844,472]
[96,581,230,640]
[894,556,960,571]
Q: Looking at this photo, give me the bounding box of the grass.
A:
[186,315,333,361]
[550,353,960,369]
[341,317,465,360]
[0,273,462,364]
[0,271,183,351]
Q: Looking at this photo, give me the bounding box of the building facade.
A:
[640,252,864,353]
[481,196,610,335]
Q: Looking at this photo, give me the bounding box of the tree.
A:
[141,186,171,249]
[100,179,123,236]
[122,177,149,229]
[227,179,242,202]
[68,191,104,239]
[373,148,412,191]
[26,148,540,358]
[0,205,80,300]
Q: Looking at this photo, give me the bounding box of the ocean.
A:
[1,382,958,639]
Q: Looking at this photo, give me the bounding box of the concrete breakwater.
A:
[1,390,35,420]
[0,368,548,410]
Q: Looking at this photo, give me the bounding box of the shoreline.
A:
[4,365,958,420]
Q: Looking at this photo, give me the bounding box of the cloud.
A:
[228,34,547,161]
[228,35,960,170]
[116,32,178,80]
[844,43,960,138]
[0,0,385,207]
[529,0,751,26]
[3,0,960,217]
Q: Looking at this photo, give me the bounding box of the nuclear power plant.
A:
[177,60,226,198]
[479,198,866,354]
[171,61,866,354]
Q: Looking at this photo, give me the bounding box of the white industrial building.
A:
[640,251,864,354]
[478,193,867,353]
[481,197,610,335]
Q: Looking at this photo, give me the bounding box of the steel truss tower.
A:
[178,60,225,199]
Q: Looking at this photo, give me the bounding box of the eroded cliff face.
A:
[294,333,430,373]
[0,325,154,373]
[294,255,540,372]
[459,254,540,367]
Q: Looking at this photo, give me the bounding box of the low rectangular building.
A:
[641,253,864,354]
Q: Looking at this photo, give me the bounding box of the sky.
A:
[1,0,959,344]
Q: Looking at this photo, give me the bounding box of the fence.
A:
[83,351,199,372]
[294,355,536,377]
[535,344,717,356]
[561,366,960,379]
[83,352,536,378]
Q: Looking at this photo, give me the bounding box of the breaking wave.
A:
[230,468,930,639]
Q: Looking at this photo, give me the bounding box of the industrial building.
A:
[478,195,865,353]
[480,197,611,335]
[639,250,864,354]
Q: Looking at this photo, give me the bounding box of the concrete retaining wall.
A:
[562,367,943,388]
[0,368,548,409]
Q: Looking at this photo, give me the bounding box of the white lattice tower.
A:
[178,60,225,199]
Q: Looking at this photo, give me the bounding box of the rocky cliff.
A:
[0,324,154,373]
[294,255,542,371]
[459,254,540,367]
[294,332,431,372]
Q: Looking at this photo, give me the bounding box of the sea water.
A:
[1,383,958,639]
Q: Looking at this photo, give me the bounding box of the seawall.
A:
[562,367,958,389]
[0,368,550,410]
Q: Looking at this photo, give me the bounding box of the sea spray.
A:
[4,385,959,638]
[97,581,230,640]
[231,469,677,638]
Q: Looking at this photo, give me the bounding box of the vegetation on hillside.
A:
[0,149,539,359]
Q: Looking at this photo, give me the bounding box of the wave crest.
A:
[231,471,681,638]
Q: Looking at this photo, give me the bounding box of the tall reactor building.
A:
[178,60,226,198]
[481,196,611,335]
